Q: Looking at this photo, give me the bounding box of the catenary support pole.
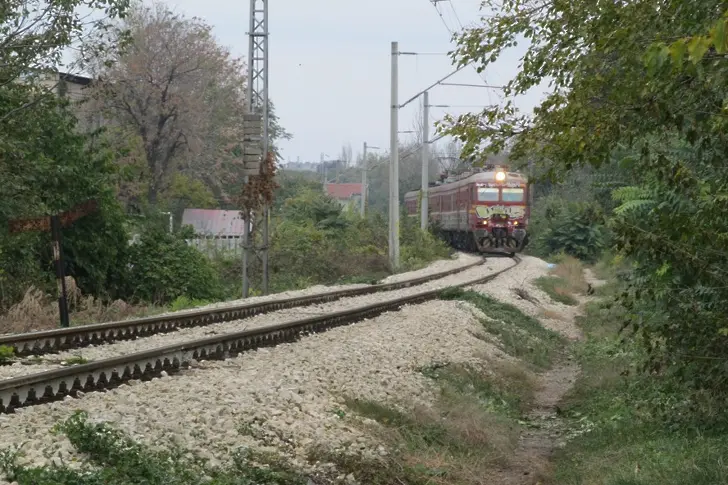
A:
[421,90,429,230]
[361,142,368,217]
[389,41,400,270]
[261,0,270,295]
[243,0,269,297]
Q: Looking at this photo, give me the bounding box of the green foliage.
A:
[438,0,728,391]
[0,345,14,364]
[531,198,607,263]
[158,173,217,223]
[256,189,449,292]
[419,363,529,418]
[0,411,307,485]
[0,82,131,309]
[123,225,223,304]
[534,276,579,306]
[400,210,452,269]
[168,295,211,312]
[439,288,564,369]
[554,283,728,485]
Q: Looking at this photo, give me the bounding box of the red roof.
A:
[325,183,362,200]
[181,209,247,237]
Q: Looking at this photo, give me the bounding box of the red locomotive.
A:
[404,166,530,255]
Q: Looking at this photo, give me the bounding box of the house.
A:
[38,71,101,131]
[181,209,251,255]
[325,183,363,212]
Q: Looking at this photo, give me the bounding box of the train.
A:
[404,166,530,256]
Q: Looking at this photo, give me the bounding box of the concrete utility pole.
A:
[361,142,380,217]
[421,91,429,230]
[389,41,400,270]
[243,0,269,297]
[320,152,325,190]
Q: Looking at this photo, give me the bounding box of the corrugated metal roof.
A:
[325,183,362,200]
[181,209,247,237]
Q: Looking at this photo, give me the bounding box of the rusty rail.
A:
[0,256,520,413]
[0,258,489,356]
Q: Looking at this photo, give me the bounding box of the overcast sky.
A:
[95,0,548,163]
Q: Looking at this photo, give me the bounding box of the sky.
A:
[77,0,549,164]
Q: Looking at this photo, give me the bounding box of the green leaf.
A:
[687,36,711,64]
[669,39,688,66]
[711,19,727,54]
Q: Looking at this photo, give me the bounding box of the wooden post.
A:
[50,215,70,328]
[8,199,98,328]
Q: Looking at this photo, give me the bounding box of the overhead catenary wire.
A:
[428,0,497,105]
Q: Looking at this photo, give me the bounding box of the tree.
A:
[439,0,728,390]
[87,2,289,207]
[0,0,127,121]
[0,0,130,310]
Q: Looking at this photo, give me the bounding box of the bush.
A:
[531,197,607,263]
[123,226,223,304]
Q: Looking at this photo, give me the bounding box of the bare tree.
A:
[88,2,256,205]
[338,143,353,168]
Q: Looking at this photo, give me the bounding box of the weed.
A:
[440,287,564,369]
[534,255,589,306]
[60,355,89,366]
[419,362,535,417]
[336,383,521,485]
[0,282,161,334]
[1,411,308,485]
[168,295,210,312]
[0,345,14,365]
[534,276,579,305]
[552,277,728,485]
[542,308,567,321]
[549,254,589,293]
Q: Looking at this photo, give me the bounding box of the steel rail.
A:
[0,258,490,357]
[0,256,521,413]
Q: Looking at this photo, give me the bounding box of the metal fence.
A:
[186,236,244,257]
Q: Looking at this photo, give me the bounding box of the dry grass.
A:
[323,360,538,484]
[0,278,159,335]
[534,255,589,307]
[542,308,568,321]
[550,255,589,295]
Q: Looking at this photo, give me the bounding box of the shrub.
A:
[532,198,607,263]
[123,226,223,304]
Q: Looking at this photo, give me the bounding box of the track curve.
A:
[0,256,520,413]
[0,257,488,357]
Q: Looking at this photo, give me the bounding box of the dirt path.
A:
[488,269,606,484]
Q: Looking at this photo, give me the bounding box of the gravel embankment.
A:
[0,252,478,340]
[0,297,515,480]
[468,255,582,339]
[0,257,513,380]
[123,252,480,320]
[378,252,481,284]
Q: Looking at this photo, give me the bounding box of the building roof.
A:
[181,209,246,237]
[325,183,363,199]
[59,72,92,86]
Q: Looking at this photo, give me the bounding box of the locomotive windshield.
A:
[477,187,499,201]
[502,188,524,202]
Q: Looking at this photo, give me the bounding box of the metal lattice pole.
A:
[242,0,269,298]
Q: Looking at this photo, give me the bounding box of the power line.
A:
[399,51,451,56]
[440,82,505,89]
[428,0,496,104]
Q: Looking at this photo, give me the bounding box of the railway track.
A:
[0,258,488,358]
[0,256,520,413]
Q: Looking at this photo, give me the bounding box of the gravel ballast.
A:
[0,297,513,481]
[0,257,513,380]
[468,255,582,340]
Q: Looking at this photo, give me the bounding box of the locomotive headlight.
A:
[495,171,506,182]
